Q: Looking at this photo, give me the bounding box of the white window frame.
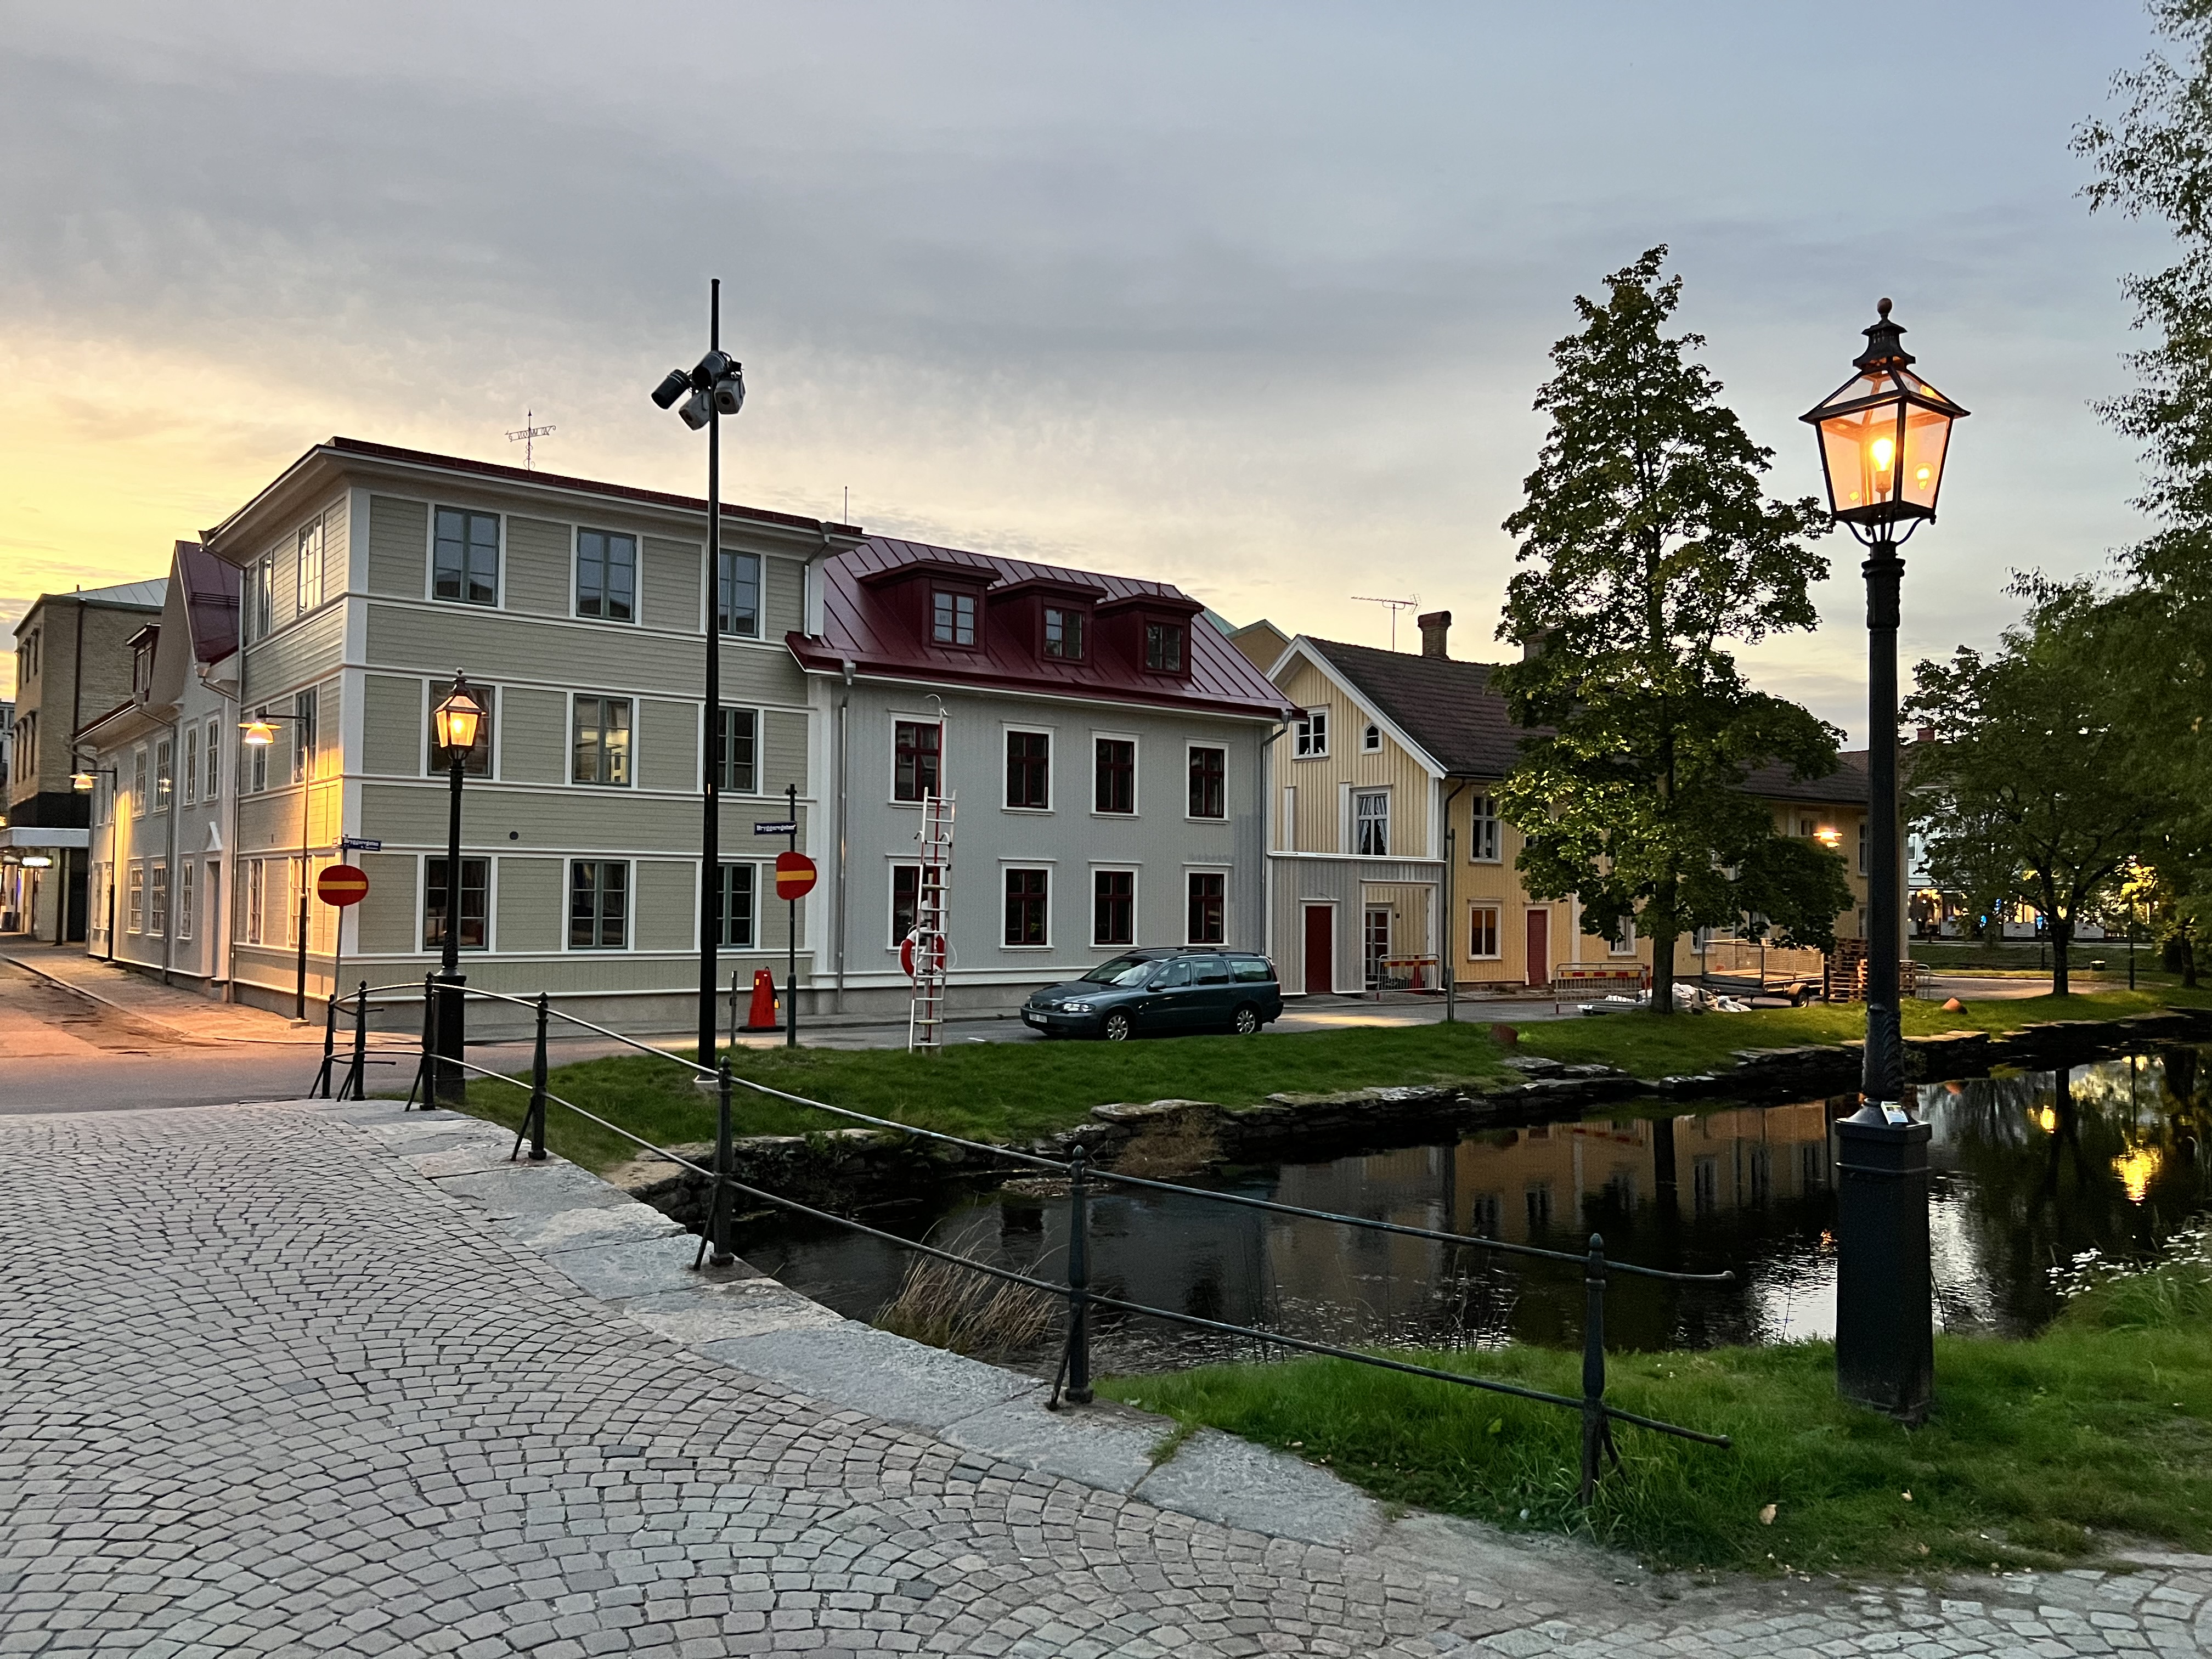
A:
[244,859,265,946]
[183,725,199,807]
[1002,724,1053,814]
[204,715,221,799]
[888,860,923,950]
[126,863,145,934]
[1469,903,1502,960]
[1352,788,1390,858]
[574,526,640,624]
[1185,742,1228,823]
[571,694,634,788]
[132,748,147,817]
[431,505,503,608]
[1609,918,1639,958]
[1184,867,1228,946]
[1294,707,1329,758]
[155,737,173,810]
[566,859,631,951]
[422,854,494,955]
[1001,864,1052,949]
[1468,792,1501,863]
[297,516,324,615]
[890,715,943,805]
[1091,865,1138,948]
[1090,732,1139,817]
[178,857,195,942]
[716,861,759,950]
[149,861,168,939]
[1361,721,1381,753]
[715,704,763,796]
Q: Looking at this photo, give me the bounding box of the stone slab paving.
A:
[1,1103,2205,1657]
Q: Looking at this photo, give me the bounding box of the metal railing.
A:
[321,980,1734,1502]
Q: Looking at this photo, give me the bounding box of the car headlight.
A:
[1060,1001,1093,1013]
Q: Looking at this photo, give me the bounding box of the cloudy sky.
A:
[0,2,2178,734]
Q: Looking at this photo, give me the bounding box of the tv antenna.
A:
[1352,594,1420,651]
[506,409,555,470]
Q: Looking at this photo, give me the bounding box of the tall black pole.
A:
[1833,522,1933,1423]
[435,738,467,1103]
[786,782,798,1049]
[294,757,311,1020]
[698,278,723,1069]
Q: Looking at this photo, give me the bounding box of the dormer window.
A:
[1043,606,1085,660]
[1144,621,1184,673]
[932,589,978,647]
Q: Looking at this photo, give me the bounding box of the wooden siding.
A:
[718,805,808,859]
[353,853,419,954]
[323,493,351,595]
[363,603,712,699]
[313,674,343,780]
[763,553,805,637]
[639,700,697,793]
[504,515,571,618]
[242,606,345,704]
[641,537,701,633]
[367,496,427,597]
[358,782,705,853]
[764,709,809,795]
[1272,656,1435,858]
[501,687,568,785]
[496,856,563,953]
[633,859,695,952]
[363,675,424,776]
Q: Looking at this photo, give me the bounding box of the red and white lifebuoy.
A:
[900,930,948,980]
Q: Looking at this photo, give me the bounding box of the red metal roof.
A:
[789,538,1297,720]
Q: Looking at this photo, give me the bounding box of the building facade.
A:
[787,538,1296,1018]
[1266,614,1875,995]
[5,578,167,943]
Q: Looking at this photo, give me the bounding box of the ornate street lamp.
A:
[1802,300,1967,1424]
[429,671,486,1102]
[648,279,748,1066]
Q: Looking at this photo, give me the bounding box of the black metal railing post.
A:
[342,980,368,1100]
[1065,1145,1094,1405]
[695,1057,738,1269]
[407,971,437,1109]
[312,992,338,1097]
[729,967,740,1058]
[520,991,550,1161]
[1580,1232,1620,1503]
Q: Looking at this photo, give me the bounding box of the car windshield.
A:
[1080,955,1155,987]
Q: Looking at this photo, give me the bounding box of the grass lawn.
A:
[444,1020,1520,1174]
[1095,1256,2212,1577]
[440,985,2212,1176]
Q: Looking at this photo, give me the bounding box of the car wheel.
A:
[1232,1003,1261,1035]
[1102,1011,1133,1042]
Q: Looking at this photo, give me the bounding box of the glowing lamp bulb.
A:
[1869,436,1894,472]
[241,720,275,747]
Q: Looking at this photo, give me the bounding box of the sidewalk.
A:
[0,942,341,1047]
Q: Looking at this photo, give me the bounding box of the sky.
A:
[0,1,2182,737]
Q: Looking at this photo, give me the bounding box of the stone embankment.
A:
[628,1005,2212,1217]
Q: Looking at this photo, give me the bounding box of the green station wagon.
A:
[1020,949,1284,1041]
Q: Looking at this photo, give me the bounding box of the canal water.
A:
[730,1049,2212,1377]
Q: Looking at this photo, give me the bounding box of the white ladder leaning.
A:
[908,791,955,1054]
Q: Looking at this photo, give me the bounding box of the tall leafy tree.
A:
[1905,583,2161,995]
[1494,247,1852,1013]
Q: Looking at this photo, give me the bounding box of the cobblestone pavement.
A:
[2,1104,2206,1657]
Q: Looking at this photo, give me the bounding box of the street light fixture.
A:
[70,755,119,960]
[240,710,318,1021]
[650,282,749,1067]
[1801,299,1967,1424]
[428,670,485,1103]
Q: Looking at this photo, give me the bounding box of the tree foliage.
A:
[1494,247,1852,1009]
[1905,583,2163,995]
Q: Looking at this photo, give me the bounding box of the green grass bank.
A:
[439,986,2208,1176]
[1096,1254,2212,1577]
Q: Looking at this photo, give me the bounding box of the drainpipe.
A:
[1258,717,1293,967]
[161,714,181,985]
[835,658,854,1012]
[1441,780,1467,1024]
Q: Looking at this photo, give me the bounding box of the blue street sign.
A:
[341,837,383,851]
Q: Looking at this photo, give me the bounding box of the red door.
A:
[1524,908,1550,988]
[1303,906,1333,996]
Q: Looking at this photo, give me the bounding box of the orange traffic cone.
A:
[742,968,779,1031]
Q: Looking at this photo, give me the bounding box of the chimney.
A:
[1417,610,1451,659]
[1915,725,1937,744]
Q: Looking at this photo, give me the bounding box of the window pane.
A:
[426,857,489,951]
[1094,739,1133,814]
[1188,747,1224,819]
[1093,870,1133,946]
[569,862,599,949]
[894,720,940,802]
[1187,872,1225,944]
[1355,791,1389,856]
[1006,731,1049,809]
[718,863,755,949]
[1144,623,1184,672]
[577,529,605,617]
[932,590,977,646]
[1003,868,1047,945]
[718,550,760,636]
[891,865,920,945]
[431,684,494,777]
[597,862,627,947]
[1044,607,1084,659]
[718,708,758,793]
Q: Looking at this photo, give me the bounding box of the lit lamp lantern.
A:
[1803,299,1967,538]
[433,674,486,754]
[241,718,276,748]
[71,771,96,792]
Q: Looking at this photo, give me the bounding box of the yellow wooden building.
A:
[1265,612,1875,995]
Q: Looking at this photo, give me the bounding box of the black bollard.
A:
[1065,1146,1094,1405]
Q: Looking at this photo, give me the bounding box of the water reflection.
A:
[731,1048,2211,1377]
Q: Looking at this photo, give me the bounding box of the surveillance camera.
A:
[712,369,746,416]
[679,388,713,430]
[650,368,691,410]
[695,350,732,383]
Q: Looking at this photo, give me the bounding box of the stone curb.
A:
[319,1096,1397,1553]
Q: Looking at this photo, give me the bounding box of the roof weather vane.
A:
[1352,594,1419,652]
[506,409,555,470]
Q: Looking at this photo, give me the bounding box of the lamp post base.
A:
[1833,1106,1934,1424]
[433,972,468,1105]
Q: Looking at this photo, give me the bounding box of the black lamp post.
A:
[430,672,487,1103]
[648,281,747,1066]
[1801,300,1968,1423]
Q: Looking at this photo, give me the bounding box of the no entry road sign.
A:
[774,851,817,900]
[317,864,370,907]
